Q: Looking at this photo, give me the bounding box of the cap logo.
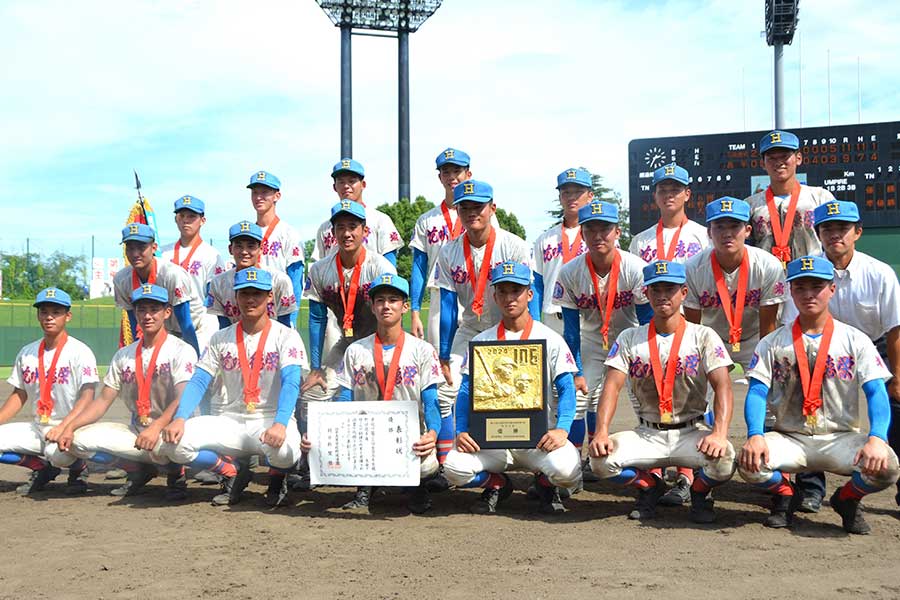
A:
[800,258,815,271]
[341,200,351,210]
[240,222,250,232]
[463,182,475,195]
[655,262,669,274]
[720,200,733,212]
[341,159,351,168]
[256,171,266,180]
[182,196,191,204]
[566,169,576,179]
[129,224,140,234]
[502,263,515,275]
[591,202,603,214]
[381,275,392,284]
[247,270,258,281]
[444,150,454,159]
[826,203,841,215]
[664,165,675,176]
[45,289,56,298]
[142,284,152,294]
[770,132,782,144]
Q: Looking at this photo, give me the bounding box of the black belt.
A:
[639,416,702,430]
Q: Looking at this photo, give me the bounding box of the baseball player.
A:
[207,220,297,329]
[738,255,899,534]
[113,222,204,355]
[160,195,225,349]
[552,200,649,460]
[0,288,99,495]
[247,170,305,324]
[56,285,197,499]
[442,261,581,514]
[436,180,536,435]
[589,260,736,523]
[162,267,308,507]
[317,273,444,513]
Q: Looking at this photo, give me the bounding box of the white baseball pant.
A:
[69,422,169,466]
[0,421,78,468]
[443,441,582,488]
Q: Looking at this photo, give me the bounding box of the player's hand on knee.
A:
[300,433,312,453]
[45,425,65,444]
[301,369,327,393]
[697,433,728,459]
[162,419,186,445]
[261,423,287,449]
[455,432,479,454]
[537,428,567,453]
[589,434,613,458]
[574,375,588,395]
[739,435,768,473]
[440,360,453,386]
[135,424,162,451]
[855,436,890,476]
[413,430,437,456]
[56,427,75,452]
[410,314,425,339]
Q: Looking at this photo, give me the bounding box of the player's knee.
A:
[703,456,736,483]
[441,453,475,487]
[588,455,619,480]
[736,464,770,485]
[421,453,439,479]
[45,445,77,468]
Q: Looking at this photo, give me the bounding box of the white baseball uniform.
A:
[533,223,588,332]
[589,322,736,482]
[312,207,403,260]
[161,239,226,349]
[2,336,100,468]
[628,219,708,264]
[745,184,835,260]
[258,219,305,275]
[443,320,582,489]
[206,267,297,324]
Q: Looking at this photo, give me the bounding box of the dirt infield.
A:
[1,378,898,600]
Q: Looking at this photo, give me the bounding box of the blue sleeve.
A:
[532,272,544,319]
[309,300,328,370]
[274,365,301,426]
[127,310,138,339]
[553,372,576,433]
[173,302,199,355]
[384,250,397,267]
[439,288,459,360]
[173,368,214,420]
[422,384,440,433]
[286,262,305,328]
[411,249,429,312]
[217,316,231,330]
[562,307,583,376]
[455,374,471,433]
[528,280,541,320]
[745,377,770,438]
[636,302,654,325]
[335,386,353,402]
[277,314,292,327]
[862,379,891,441]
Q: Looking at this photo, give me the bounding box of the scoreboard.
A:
[627,121,900,233]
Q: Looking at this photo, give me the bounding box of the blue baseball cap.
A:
[814,200,861,226]
[131,283,169,304]
[578,200,618,225]
[330,199,367,223]
[652,163,690,186]
[173,195,205,214]
[436,148,470,169]
[33,287,71,308]
[234,267,273,291]
[490,261,531,286]
[229,220,263,242]
[556,168,592,190]
[332,158,365,179]
[121,222,155,243]
[706,197,751,223]
[453,180,493,204]
[368,273,410,299]
[760,130,800,154]
[643,260,687,286]
[247,170,281,190]
[786,256,834,282]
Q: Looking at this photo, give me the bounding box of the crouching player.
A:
[57,285,196,499]
[589,261,736,523]
[738,256,900,534]
[443,261,581,515]
[162,267,308,507]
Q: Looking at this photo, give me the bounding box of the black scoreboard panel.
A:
[628,121,900,234]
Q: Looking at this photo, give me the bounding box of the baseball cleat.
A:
[407,485,432,514]
[265,473,290,508]
[689,489,716,524]
[211,460,252,506]
[192,469,222,486]
[424,466,451,493]
[829,489,871,535]
[16,466,61,495]
[470,475,513,515]
[164,468,188,501]
[341,486,372,510]
[628,475,666,520]
[104,468,127,480]
[65,467,89,496]
[797,494,823,514]
[537,485,567,515]
[110,465,158,497]
[764,486,800,529]
[659,475,691,506]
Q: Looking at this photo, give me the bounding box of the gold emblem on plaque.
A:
[471,343,544,412]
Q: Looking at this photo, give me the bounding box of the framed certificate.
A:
[467,339,549,449]
[308,400,420,487]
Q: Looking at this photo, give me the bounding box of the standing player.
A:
[160,195,225,349]
[589,261,736,523]
[442,262,582,514]
[162,267,308,507]
[0,288,99,495]
[324,273,444,513]
[207,221,297,329]
[738,255,899,534]
[56,285,196,499]
[113,222,204,355]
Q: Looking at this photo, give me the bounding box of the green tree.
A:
[496,208,526,239]
[1,251,87,299]
[375,195,435,280]
[303,239,315,264]
[546,172,631,250]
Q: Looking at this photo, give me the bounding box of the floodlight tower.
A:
[765,0,799,129]
[316,1,443,202]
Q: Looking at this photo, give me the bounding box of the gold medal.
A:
[246,402,257,413]
[344,327,354,338]
[139,415,151,426]
[39,414,50,424]
[603,339,609,351]
[732,342,741,353]
[660,411,673,424]
[805,413,818,427]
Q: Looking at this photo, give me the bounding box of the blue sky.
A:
[2,0,899,268]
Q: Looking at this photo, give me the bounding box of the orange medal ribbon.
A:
[497,316,534,340]
[792,315,834,427]
[648,317,686,424]
[131,259,158,291]
[134,329,168,426]
[463,228,497,319]
[172,237,202,270]
[710,250,749,353]
[236,319,273,413]
[560,225,584,264]
[764,181,801,267]
[374,332,406,401]
[337,248,366,337]
[585,251,621,350]
[257,216,281,266]
[441,202,463,240]
[37,332,69,424]
[655,217,687,262]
